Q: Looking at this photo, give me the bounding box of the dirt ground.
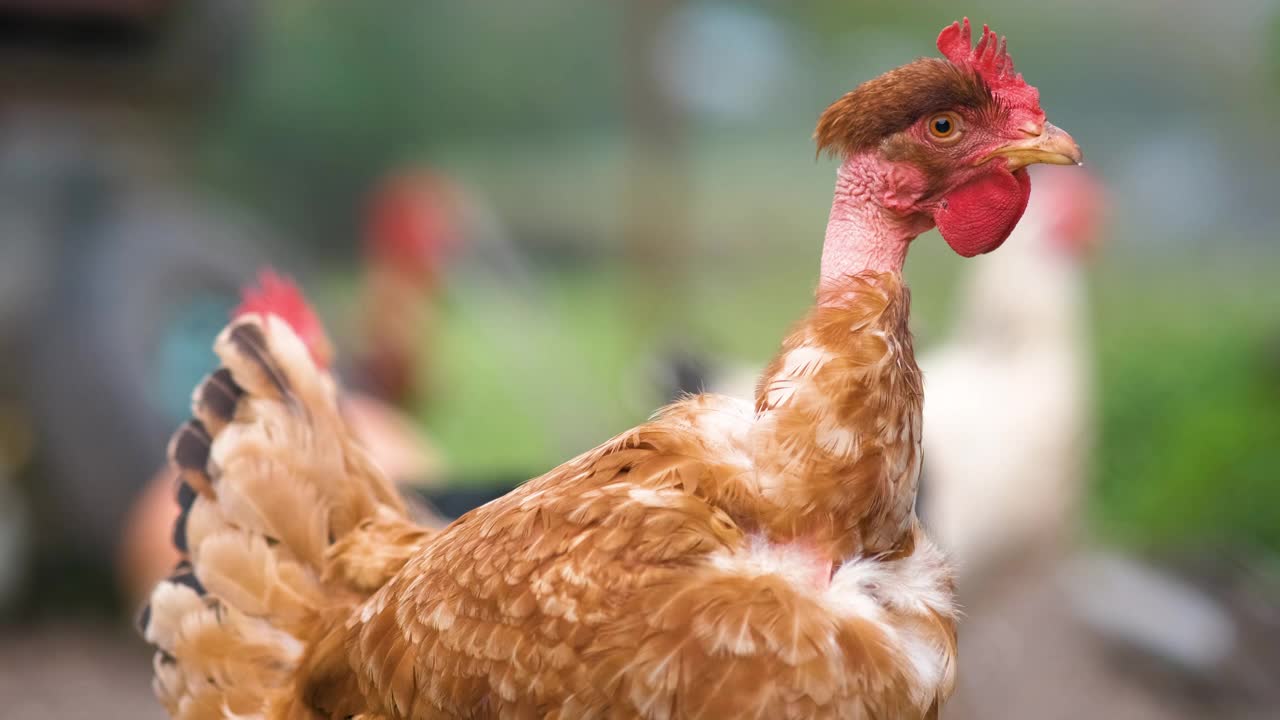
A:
[949,555,1280,720]
[0,621,163,720]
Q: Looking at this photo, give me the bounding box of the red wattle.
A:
[935,168,1031,257]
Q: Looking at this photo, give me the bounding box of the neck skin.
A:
[819,156,935,293]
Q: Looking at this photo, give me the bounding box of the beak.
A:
[983,122,1083,172]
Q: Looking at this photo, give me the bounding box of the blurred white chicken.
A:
[907,168,1276,719]
[915,166,1104,584]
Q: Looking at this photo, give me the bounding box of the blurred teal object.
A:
[149,295,236,427]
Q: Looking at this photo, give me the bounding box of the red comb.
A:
[938,18,1043,119]
[233,269,332,368]
[364,172,460,282]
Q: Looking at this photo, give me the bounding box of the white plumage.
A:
[917,166,1103,584]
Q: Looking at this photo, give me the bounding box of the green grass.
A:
[1089,251,1280,551]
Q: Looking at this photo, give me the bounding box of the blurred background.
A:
[0,1,1277,718]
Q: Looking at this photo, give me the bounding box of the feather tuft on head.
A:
[233,269,333,369]
[937,18,1043,120]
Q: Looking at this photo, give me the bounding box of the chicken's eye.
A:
[927,112,962,142]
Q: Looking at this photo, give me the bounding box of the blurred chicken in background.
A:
[342,170,462,485]
[916,166,1104,585]
[119,169,470,606]
[916,168,1280,720]
[355,171,462,404]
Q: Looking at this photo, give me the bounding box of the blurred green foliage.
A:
[1091,254,1280,552]
[1273,8,1280,93]
[203,1,622,251]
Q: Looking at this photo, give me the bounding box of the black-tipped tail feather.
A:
[169,420,212,493]
[142,365,246,639]
[172,481,198,553]
[194,367,243,426]
[137,561,207,636]
[139,310,408,717]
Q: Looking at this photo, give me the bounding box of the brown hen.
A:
[140,19,1081,719]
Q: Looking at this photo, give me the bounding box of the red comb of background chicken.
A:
[364,171,461,284]
[233,269,333,369]
[937,18,1043,121]
[1039,168,1106,257]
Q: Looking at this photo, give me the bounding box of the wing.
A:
[344,421,744,717]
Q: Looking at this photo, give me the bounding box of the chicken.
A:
[907,171,1275,718]
[355,169,463,409]
[344,170,464,487]
[916,168,1104,584]
[139,19,1082,719]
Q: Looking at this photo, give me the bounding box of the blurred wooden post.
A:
[621,0,690,344]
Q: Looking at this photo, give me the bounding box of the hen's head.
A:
[816,19,1082,257]
[363,171,463,286]
[233,269,334,370]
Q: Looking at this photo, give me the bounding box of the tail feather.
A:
[153,652,228,720]
[139,302,425,717]
[146,580,299,681]
[221,322,303,403]
[171,420,215,497]
[173,481,199,553]
[212,448,331,568]
[143,574,207,653]
[146,581,297,720]
[209,315,402,536]
[192,529,328,633]
[151,651,188,715]
[193,367,244,434]
[182,494,228,565]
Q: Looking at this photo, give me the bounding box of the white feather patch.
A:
[781,345,835,377]
[707,532,956,703]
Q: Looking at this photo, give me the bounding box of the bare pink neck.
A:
[819,157,933,293]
